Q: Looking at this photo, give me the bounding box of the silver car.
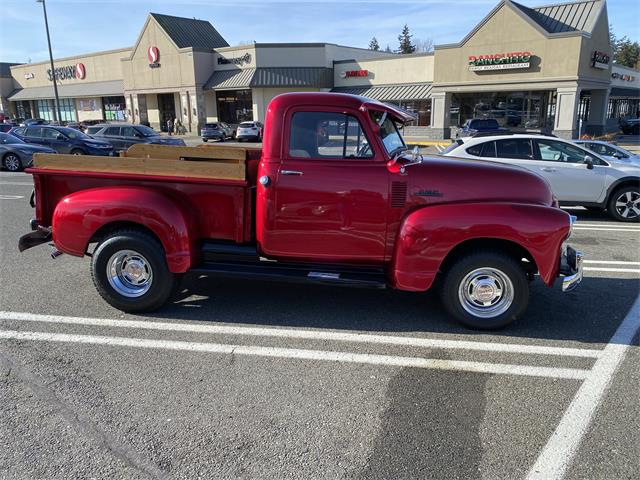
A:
[573,140,639,164]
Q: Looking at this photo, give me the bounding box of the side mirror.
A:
[613,152,623,159]
[585,156,594,170]
[412,145,420,161]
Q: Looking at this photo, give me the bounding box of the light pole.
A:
[37,0,61,123]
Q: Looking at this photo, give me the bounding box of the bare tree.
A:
[414,37,434,53]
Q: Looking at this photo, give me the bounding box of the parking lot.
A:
[0,170,638,479]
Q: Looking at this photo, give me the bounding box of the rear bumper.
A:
[236,134,260,141]
[18,220,51,252]
[560,245,583,292]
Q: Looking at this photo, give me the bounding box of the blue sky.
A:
[1,0,638,64]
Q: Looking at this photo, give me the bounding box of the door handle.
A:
[281,170,304,176]
[541,167,557,172]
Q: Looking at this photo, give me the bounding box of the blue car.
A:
[456,118,509,138]
[0,132,56,171]
[9,125,115,156]
[89,123,186,151]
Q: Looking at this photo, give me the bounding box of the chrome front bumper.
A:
[560,245,583,292]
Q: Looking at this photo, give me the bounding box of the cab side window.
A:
[104,127,120,136]
[121,127,135,137]
[289,112,373,159]
[42,128,61,140]
[25,127,43,138]
[496,139,533,159]
[536,139,591,164]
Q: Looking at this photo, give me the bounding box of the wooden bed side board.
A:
[125,143,249,161]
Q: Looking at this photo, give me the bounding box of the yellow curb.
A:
[404,140,452,146]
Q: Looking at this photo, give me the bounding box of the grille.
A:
[391,181,407,208]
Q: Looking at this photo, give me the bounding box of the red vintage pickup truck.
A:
[19,93,582,329]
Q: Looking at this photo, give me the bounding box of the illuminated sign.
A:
[591,51,610,69]
[612,72,636,82]
[47,63,86,81]
[341,69,369,78]
[148,46,160,68]
[218,53,252,66]
[468,52,532,71]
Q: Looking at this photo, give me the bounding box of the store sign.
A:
[148,46,160,68]
[591,51,610,69]
[217,53,252,65]
[612,72,636,82]
[47,63,86,81]
[79,99,98,111]
[340,69,369,78]
[468,52,532,71]
[24,73,34,80]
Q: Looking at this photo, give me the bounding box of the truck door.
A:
[265,109,389,262]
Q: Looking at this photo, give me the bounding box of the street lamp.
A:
[36,0,62,123]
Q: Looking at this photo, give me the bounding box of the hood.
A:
[402,155,554,208]
[607,155,640,167]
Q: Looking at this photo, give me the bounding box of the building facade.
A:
[2,0,638,139]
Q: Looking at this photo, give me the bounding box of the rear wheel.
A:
[91,230,179,312]
[3,153,22,172]
[70,148,85,155]
[202,138,208,143]
[440,251,529,329]
[607,186,640,222]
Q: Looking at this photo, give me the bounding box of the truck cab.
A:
[19,93,582,329]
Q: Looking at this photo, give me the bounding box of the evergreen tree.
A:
[615,37,640,68]
[397,24,416,54]
[369,37,380,51]
[384,45,392,53]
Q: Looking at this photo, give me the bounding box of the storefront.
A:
[2,1,638,139]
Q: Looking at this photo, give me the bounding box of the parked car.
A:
[0,132,56,172]
[80,119,107,132]
[441,133,640,222]
[456,118,508,138]
[201,122,234,142]
[574,140,640,164]
[619,118,640,135]
[90,123,186,151]
[19,93,582,329]
[236,121,263,142]
[0,124,15,133]
[65,122,84,132]
[20,118,48,127]
[85,123,110,136]
[9,125,115,156]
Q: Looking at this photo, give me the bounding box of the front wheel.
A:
[440,251,529,329]
[607,186,640,222]
[91,230,179,312]
[3,153,22,172]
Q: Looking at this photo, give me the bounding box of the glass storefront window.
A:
[216,89,253,124]
[36,99,54,121]
[15,101,32,121]
[449,91,556,132]
[607,98,640,119]
[103,96,126,121]
[392,100,431,126]
[35,98,76,122]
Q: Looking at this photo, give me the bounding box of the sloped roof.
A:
[331,83,432,101]
[511,0,603,34]
[9,80,124,101]
[150,13,229,50]
[205,68,333,90]
[0,62,20,77]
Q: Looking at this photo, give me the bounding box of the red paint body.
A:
[27,92,571,289]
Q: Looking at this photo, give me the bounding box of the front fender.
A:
[52,186,197,273]
[391,202,571,291]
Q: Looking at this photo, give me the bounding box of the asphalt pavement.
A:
[0,170,638,480]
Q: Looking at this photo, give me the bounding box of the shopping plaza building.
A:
[1,0,638,139]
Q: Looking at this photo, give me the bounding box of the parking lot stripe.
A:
[574,227,640,232]
[583,267,640,273]
[0,328,591,380]
[0,182,33,186]
[584,260,640,265]
[575,222,640,228]
[526,296,640,480]
[0,311,604,358]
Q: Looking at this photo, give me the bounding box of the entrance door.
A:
[157,93,176,132]
[266,109,389,262]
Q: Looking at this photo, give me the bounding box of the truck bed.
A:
[29,144,261,244]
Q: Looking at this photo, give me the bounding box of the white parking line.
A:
[574,227,640,232]
[575,222,640,228]
[0,194,24,200]
[0,311,604,358]
[0,328,591,380]
[584,260,640,265]
[583,267,640,273]
[0,182,33,186]
[527,295,640,479]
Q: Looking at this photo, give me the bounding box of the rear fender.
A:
[52,186,197,273]
[391,203,571,291]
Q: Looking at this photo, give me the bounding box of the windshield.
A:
[135,125,158,137]
[0,132,25,144]
[369,110,406,155]
[60,127,90,140]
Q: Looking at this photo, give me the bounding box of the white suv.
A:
[441,133,640,222]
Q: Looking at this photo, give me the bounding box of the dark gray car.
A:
[90,123,186,151]
[0,132,56,171]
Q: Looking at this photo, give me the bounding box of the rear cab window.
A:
[289,111,373,159]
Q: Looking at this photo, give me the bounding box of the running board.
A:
[190,261,387,289]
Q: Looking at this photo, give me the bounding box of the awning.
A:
[205,67,333,90]
[609,87,640,98]
[331,83,432,101]
[8,80,124,101]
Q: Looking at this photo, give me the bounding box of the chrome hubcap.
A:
[615,191,640,219]
[4,155,20,171]
[106,250,153,297]
[458,267,514,319]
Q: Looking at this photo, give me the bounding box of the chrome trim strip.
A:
[562,249,583,292]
